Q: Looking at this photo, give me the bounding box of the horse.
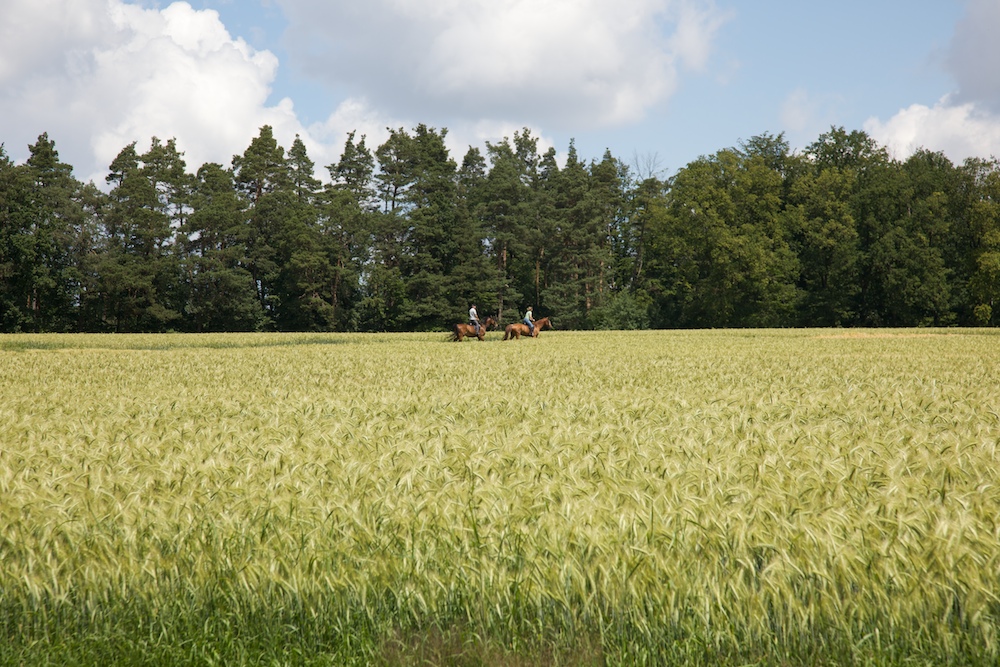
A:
[450,316,496,342]
[502,316,552,340]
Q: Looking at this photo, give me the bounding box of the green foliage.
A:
[0,134,102,332]
[589,288,651,329]
[644,146,800,328]
[785,166,859,326]
[96,138,189,332]
[5,124,1000,332]
[183,162,264,332]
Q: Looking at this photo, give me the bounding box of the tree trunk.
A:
[330,261,342,329]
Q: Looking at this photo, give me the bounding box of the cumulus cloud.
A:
[864,0,1000,162]
[1,0,727,183]
[303,97,400,162]
[0,0,320,183]
[865,97,1000,162]
[277,0,730,129]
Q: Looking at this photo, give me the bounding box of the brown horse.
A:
[502,316,552,340]
[450,316,496,342]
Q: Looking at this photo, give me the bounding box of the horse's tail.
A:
[450,324,461,341]
[502,325,511,341]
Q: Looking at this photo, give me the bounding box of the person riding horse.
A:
[523,306,535,336]
[503,316,551,340]
[451,315,495,341]
[469,304,481,337]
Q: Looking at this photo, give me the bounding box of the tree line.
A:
[2,124,1000,333]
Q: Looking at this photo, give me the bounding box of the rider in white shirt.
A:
[469,304,480,335]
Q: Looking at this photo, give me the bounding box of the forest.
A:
[2,124,1000,333]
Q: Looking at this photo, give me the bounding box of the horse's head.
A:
[484,316,497,329]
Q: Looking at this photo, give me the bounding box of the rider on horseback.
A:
[523,306,535,336]
[469,304,480,336]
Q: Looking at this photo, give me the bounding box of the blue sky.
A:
[2,0,996,185]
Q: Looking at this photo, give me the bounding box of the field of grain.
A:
[1,329,998,666]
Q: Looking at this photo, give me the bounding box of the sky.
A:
[2,0,998,186]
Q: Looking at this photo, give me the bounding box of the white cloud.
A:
[1,0,728,184]
[862,0,1000,163]
[865,97,1000,162]
[0,1,109,87]
[305,97,403,172]
[0,0,316,183]
[667,0,731,72]
[277,0,730,128]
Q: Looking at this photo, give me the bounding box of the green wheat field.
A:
[1,329,998,666]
